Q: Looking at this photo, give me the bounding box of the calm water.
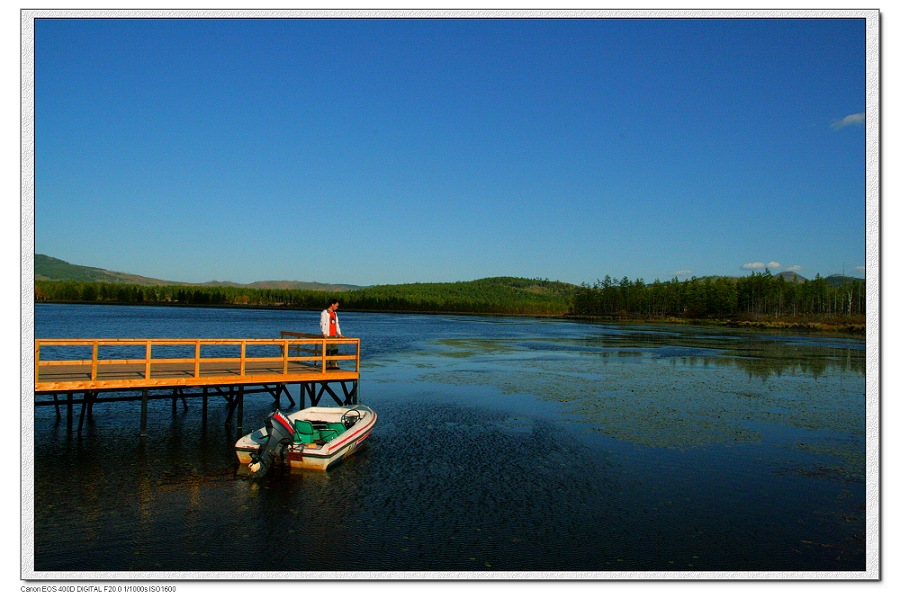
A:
[28,304,867,575]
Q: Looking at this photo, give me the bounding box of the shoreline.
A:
[33,300,866,334]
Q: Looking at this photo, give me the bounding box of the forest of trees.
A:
[33,270,866,330]
[34,281,332,309]
[571,270,865,324]
[33,277,574,316]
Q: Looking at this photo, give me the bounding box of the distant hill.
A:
[776,271,807,282]
[34,254,174,286]
[350,276,581,315]
[33,254,363,292]
[202,280,366,292]
[824,274,864,288]
[33,255,866,321]
[359,276,580,302]
[700,271,862,286]
[34,254,863,299]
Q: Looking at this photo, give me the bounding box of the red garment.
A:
[328,310,338,337]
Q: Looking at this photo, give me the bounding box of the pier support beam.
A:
[77,391,96,432]
[237,386,244,432]
[66,393,74,430]
[36,376,359,437]
[140,390,149,436]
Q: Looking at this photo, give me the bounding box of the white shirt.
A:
[320,308,342,337]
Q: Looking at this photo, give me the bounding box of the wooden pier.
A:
[33,332,360,434]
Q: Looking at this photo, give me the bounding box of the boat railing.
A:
[34,336,362,385]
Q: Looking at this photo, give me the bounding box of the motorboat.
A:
[235,404,376,477]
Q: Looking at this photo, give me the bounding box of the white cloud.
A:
[673,269,693,278]
[742,261,783,271]
[830,112,865,131]
[784,265,803,272]
[854,265,866,276]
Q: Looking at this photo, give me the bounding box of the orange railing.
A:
[34,336,360,389]
[280,331,362,374]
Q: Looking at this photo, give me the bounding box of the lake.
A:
[26,304,868,577]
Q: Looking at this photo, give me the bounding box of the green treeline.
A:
[572,270,865,323]
[348,278,573,315]
[33,271,866,330]
[33,277,574,316]
[34,281,333,309]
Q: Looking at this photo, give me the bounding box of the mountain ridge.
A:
[34,253,863,291]
[34,254,364,292]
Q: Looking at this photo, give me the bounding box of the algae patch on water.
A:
[417,330,865,474]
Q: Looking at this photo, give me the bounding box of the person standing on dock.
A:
[320,299,343,369]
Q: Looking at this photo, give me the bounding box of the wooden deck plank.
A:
[36,360,358,391]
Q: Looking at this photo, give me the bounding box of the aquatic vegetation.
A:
[418,326,865,475]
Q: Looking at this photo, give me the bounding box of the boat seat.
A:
[326,422,347,435]
[294,419,344,444]
[318,428,339,442]
[315,422,347,443]
[293,420,318,445]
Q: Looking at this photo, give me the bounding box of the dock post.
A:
[286,385,296,407]
[66,393,73,430]
[140,390,148,436]
[172,388,187,415]
[314,384,330,407]
[339,381,359,405]
[225,385,236,422]
[202,387,208,423]
[77,392,90,432]
[236,386,244,434]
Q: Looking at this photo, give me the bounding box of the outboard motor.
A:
[248,410,295,479]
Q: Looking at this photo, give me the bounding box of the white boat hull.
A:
[235,405,376,472]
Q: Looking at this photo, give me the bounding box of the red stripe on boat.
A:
[328,415,376,452]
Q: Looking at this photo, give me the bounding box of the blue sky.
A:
[31,15,870,286]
